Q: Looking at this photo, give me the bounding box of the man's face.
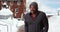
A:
[30,5,37,14]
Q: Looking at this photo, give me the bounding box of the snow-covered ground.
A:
[48,15,60,32]
[0,17,25,32]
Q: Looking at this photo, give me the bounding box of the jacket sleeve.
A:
[42,13,49,32]
[24,15,28,32]
[25,21,28,32]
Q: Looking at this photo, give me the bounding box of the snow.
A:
[0,17,25,32]
[0,25,7,32]
[0,8,13,19]
[0,7,25,32]
[48,16,60,32]
[0,8,13,15]
[7,18,25,32]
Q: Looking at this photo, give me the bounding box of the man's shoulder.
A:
[38,11,47,18]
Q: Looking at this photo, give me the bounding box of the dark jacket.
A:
[24,11,49,32]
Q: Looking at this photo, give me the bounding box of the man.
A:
[24,2,49,32]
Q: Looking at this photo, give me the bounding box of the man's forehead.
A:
[30,5,36,8]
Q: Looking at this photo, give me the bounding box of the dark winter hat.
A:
[29,2,38,9]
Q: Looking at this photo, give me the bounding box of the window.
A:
[15,8,19,13]
[10,1,13,6]
[15,8,18,17]
[17,0,20,5]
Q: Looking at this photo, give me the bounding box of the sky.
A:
[27,0,60,9]
[41,0,60,9]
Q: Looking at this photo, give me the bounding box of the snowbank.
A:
[48,16,60,32]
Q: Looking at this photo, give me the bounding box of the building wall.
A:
[0,1,2,10]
